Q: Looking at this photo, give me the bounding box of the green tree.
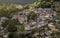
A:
[19,23,24,32]
[23,4,29,9]
[35,0,54,8]
[27,11,37,22]
[0,4,20,18]
[7,19,19,32]
[8,32,15,38]
[2,20,9,27]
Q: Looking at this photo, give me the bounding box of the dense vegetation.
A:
[0,0,55,17]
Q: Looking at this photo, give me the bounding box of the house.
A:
[3,34,8,38]
[0,17,8,23]
[48,23,58,31]
[18,9,30,15]
[53,1,60,11]
[16,5,23,9]
[24,24,30,31]
[18,15,27,24]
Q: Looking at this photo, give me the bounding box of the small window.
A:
[52,6,55,8]
[19,13,23,15]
